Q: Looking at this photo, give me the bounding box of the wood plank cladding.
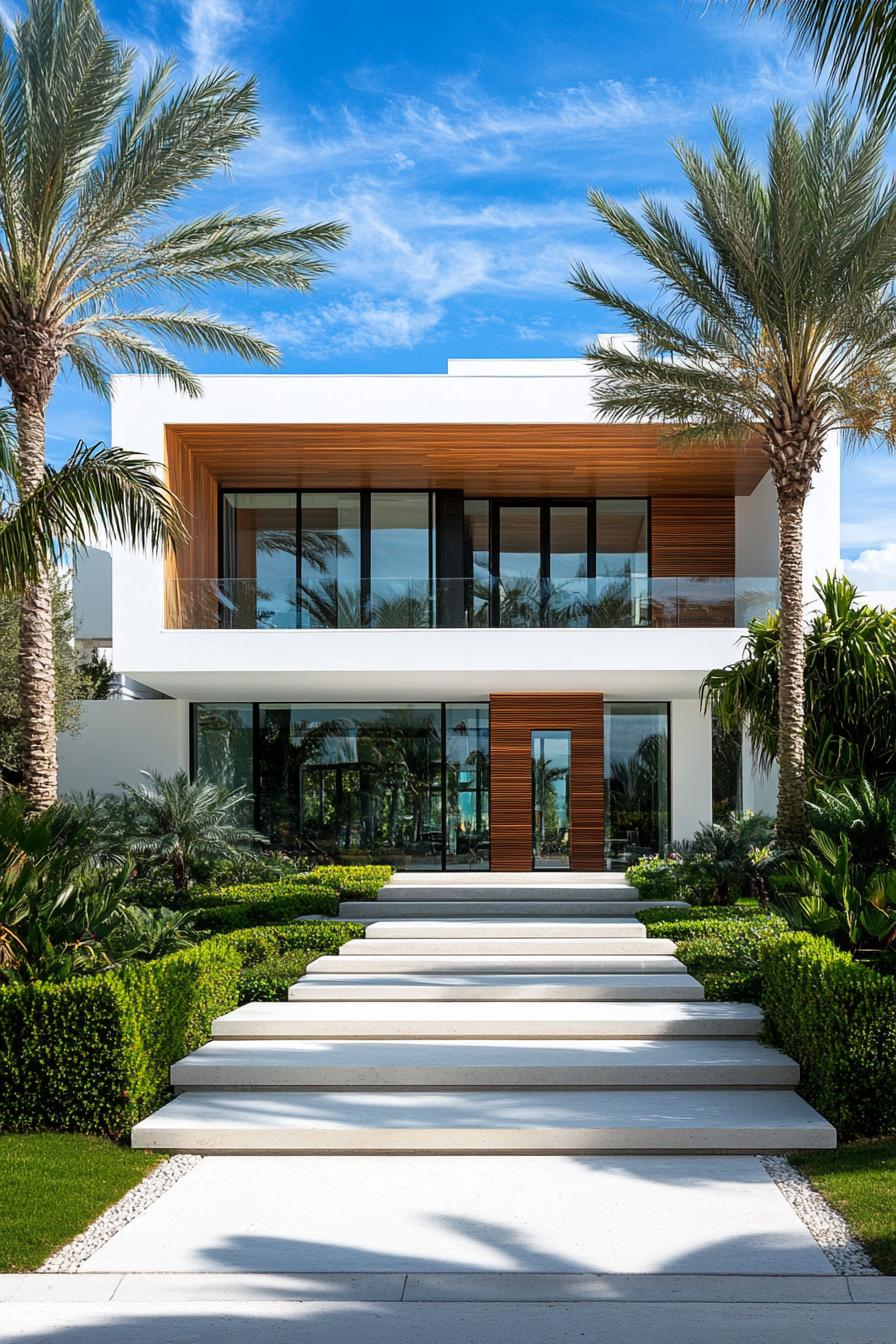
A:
[164,427,218,625]
[489,693,604,872]
[166,423,768,497]
[650,497,736,578]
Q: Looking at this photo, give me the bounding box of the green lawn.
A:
[791,1136,896,1275]
[0,1133,160,1272]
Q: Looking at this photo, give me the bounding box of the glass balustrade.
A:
[166,575,779,630]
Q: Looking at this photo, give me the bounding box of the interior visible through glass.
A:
[445,704,490,869]
[532,729,571,869]
[604,702,669,869]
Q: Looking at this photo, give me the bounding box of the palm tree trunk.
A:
[776,489,808,846]
[16,402,57,809]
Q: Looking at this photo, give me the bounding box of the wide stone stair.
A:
[132,873,836,1155]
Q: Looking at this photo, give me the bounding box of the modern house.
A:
[59,354,841,871]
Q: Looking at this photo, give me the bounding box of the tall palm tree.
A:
[746,3,896,125]
[571,98,896,844]
[0,0,347,808]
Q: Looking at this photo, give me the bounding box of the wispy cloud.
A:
[180,0,245,74]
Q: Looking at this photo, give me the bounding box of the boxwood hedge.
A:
[640,908,896,1138]
[0,920,363,1138]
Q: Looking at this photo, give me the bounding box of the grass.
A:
[0,1133,159,1271]
[791,1136,896,1275]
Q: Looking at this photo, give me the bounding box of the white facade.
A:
[61,357,841,865]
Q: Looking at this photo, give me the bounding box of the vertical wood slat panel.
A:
[490,693,604,872]
[164,428,219,628]
[650,497,735,577]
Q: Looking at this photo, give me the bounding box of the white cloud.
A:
[259,293,445,358]
[842,543,896,595]
[181,0,244,73]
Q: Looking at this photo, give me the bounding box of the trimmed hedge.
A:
[638,908,785,1002]
[0,920,363,1137]
[761,932,896,1139]
[640,907,896,1138]
[194,886,339,931]
[0,939,240,1138]
[303,864,392,898]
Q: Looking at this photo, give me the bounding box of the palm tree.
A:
[746,3,896,125]
[0,0,347,808]
[1,417,182,591]
[123,769,265,891]
[571,98,896,844]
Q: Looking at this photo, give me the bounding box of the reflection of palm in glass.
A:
[608,731,667,862]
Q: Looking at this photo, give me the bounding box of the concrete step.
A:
[288,973,706,1001]
[212,1000,763,1039]
[169,1038,799,1089]
[132,1087,837,1152]
[362,920,647,940]
[304,954,686,975]
[380,886,637,901]
[340,900,685,919]
[338,938,668,957]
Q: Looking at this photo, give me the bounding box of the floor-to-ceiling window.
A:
[193,699,673,871]
[221,492,297,629]
[604,702,670,869]
[445,704,490,869]
[299,492,362,628]
[595,500,649,627]
[369,493,435,628]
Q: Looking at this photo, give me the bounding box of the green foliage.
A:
[771,832,896,956]
[808,778,896,874]
[123,769,265,890]
[76,652,116,701]
[0,789,201,984]
[0,937,239,1137]
[639,908,786,1001]
[625,855,684,901]
[761,931,896,1137]
[237,951,318,1004]
[0,575,83,783]
[190,850,312,887]
[704,576,896,788]
[221,920,363,965]
[673,811,777,906]
[193,883,339,932]
[304,864,392,897]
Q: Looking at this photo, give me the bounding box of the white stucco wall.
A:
[670,699,713,842]
[58,700,188,795]
[735,471,778,579]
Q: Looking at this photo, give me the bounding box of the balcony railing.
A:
[165,576,778,631]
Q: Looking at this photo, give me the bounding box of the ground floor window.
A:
[604,702,670,870]
[192,699,671,870]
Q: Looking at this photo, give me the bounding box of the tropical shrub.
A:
[123,770,265,890]
[807,777,896,876]
[770,833,896,960]
[673,811,776,906]
[704,576,896,792]
[0,790,198,984]
[625,856,684,901]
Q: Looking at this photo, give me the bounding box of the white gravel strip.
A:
[39,1154,201,1273]
[760,1155,878,1275]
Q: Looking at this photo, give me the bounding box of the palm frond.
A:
[748,2,896,125]
[0,439,184,588]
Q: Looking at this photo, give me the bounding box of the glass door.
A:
[532,729,571,869]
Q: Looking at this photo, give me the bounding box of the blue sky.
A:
[37,0,896,586]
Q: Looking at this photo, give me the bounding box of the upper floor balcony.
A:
[166,574,778,631]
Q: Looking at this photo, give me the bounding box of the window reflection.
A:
[221,492,297,629]
[446,704,490,869]
[604,702,669,869]
[369,493,435,628]
[532,730,571,869]
[596,500,649,626]
[299,492,361,629]
[192,703,254,824]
